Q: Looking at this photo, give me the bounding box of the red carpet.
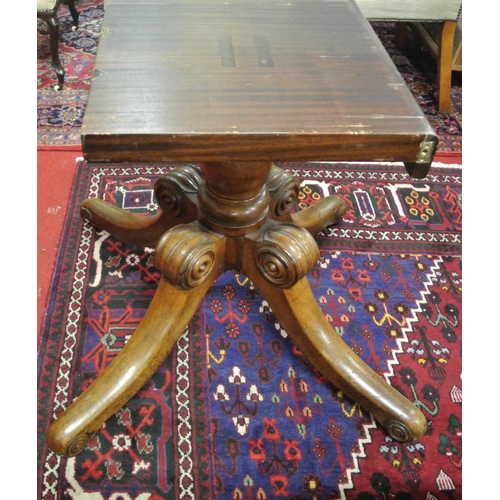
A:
[433,153,462,165]
[37,149,82,350]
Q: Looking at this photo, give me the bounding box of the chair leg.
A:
[436,21,457,113]
[394,22,409,52]
[66,0,79,29]
[39,13,65,90]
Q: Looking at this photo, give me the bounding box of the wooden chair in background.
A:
[37,0,80,90]
[354,0,462,113]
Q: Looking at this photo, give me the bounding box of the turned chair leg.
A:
[394,22,409,52]
[436,21,457,114]
[66,0,79,29]
[393,20,456,114]
[43,14,65,90]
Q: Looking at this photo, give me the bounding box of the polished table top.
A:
[82,0,437,171]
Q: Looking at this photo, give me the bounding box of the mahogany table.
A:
[48,0,438,457]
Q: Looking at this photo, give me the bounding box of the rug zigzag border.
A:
[383,256,444,384]
[51,222,94,418]
[337,255,445,500]
[337,415,377,500]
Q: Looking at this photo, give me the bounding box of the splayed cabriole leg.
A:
[67,0,80,28]
[241,226,427,441]
[47,222,226,456]
[47,161,427,457]
[258,166,425,439]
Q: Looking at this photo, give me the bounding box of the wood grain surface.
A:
[82,0,438,165]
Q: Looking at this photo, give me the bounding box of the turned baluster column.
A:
[197,161,274,270]
[197,161,273,236]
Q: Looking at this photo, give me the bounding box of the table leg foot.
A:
[291,195,346,236]
[47,223,226,456]
[243,234,427,442]
[404,162,429,179]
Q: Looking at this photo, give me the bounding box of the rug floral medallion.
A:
[37,161,462,499]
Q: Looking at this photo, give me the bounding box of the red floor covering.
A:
[37,149,82,351]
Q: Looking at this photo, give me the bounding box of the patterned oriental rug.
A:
[37,1,462,152]
[37,161,462,500]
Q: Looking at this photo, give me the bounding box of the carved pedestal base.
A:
[47,162,427,457]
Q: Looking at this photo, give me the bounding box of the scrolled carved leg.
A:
[154,163,203,218]
[47,223,226,456]
[80,164,201,248]
[253,221,320,289]
[242,235,427,442]
[154,222,224,290]
[266,165,301,220]
[266,165,346,236]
